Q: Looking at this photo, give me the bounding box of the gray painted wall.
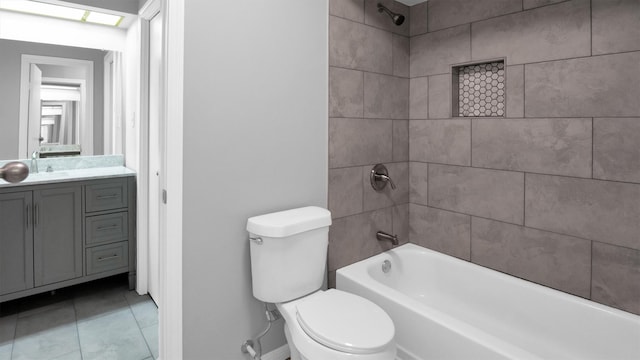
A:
[0,39,105,159]
[182,1,328,358]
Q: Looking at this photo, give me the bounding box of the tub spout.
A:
[377,231,398,246]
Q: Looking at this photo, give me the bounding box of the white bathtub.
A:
[336,243,640,360]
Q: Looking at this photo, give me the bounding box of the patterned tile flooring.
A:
[0,275,158,360]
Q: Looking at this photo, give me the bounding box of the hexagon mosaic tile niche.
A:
[454,61,505,117]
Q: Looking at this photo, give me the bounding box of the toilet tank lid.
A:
[247,206,332,238]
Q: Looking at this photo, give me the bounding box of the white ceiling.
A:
[396,0,428,6]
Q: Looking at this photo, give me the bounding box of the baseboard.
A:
[261,344,290,360]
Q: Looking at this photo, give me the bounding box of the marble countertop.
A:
[0,166,136,188]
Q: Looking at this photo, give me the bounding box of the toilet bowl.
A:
[247,207,396,360]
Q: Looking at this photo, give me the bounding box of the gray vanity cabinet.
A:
[0,185,81,295]
[33,186,82,287]
[0,191,34,295]
[0,176,135,303]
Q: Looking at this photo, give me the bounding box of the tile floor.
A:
[0,274,158,360]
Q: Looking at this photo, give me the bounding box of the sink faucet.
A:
[31,151,39,174]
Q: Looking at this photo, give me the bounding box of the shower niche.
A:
[452,60,505,117]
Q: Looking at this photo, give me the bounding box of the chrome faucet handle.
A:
[374,173,396,190]
[370,164,397,191]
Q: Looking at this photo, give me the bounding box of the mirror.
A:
[0,37,121,160]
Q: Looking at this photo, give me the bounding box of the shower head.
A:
[377,3,405,26]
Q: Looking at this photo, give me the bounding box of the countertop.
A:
[0,166,136,188]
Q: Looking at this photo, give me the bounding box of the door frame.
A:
[138,0,184,358]
[19,55,93,158]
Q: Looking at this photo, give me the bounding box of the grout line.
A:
[72,297,84,360]
[590,0,593,57]
[329,65,409,80]
[591,117,595,179]
[523,172,527,225]
[589,240,594,299]
[394,160,640,186]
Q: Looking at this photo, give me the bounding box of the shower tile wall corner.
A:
[407,0,640,315]
[328,0,410,273]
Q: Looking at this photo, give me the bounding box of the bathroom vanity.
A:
[0,163,136,303]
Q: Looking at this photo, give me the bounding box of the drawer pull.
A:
[97,254,119,262]
[97,224,118,231]
[97,194,119,200]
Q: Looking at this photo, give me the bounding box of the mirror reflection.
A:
[0,38,121,160]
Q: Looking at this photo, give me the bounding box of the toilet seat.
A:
[295,289,395,354]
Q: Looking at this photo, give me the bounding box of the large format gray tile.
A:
[428,74,451,119]
[428,0,522,32]
[525,52,640,117]
[141,323,159,360]
[525,174,640,250]
[410,24,470,77]
[472,118,592,177]
[592,242,640,315]
[74,286,129,321]
[393,35,409,78]
[393,120,409,161]
[124,292,158,330]
[0,314,15,360]
[329,118,393,168]
[523,0,565,9]
[471,217,591,298]
[363,162,409,211]
[328,208,393,271]
[52,350,82,360]
[329,0,364,23]
[410,204,471,260]
[409,161,429,205]
[409,77,428,120]
[12,306,79,360]
[392,204,410,246]
[429,164,525,224]
[329,167,364,219]
[506,65,524,118]
[472,0,590,65]
[364,0,410,36]
[77,308,151,360]
[329,67,364,118]
[592,0,640,55]
[593,118,640,183]
[329,16,393,74]
[364,73,409,119]
[410,119,471,166]
[410,1,428,36]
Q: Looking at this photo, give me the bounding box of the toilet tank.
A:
[247,206,332,303]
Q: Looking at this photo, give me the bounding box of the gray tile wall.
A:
[328,0,410,286]
[408,0,640,315]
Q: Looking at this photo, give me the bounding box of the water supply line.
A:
[241,303,281,360]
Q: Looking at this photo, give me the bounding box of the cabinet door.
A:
[33,186,82,286]
[0,192,34,295]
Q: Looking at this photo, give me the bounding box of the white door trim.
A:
[159,0,183,358]
[138,0,184,358]
[18,54,93,158]
[136,0,162,297]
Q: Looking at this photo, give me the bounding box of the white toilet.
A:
[247,206,396,360]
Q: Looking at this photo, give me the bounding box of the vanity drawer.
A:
[85,179,128,212]
[86,241,128,275]
[85,212,128,246]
